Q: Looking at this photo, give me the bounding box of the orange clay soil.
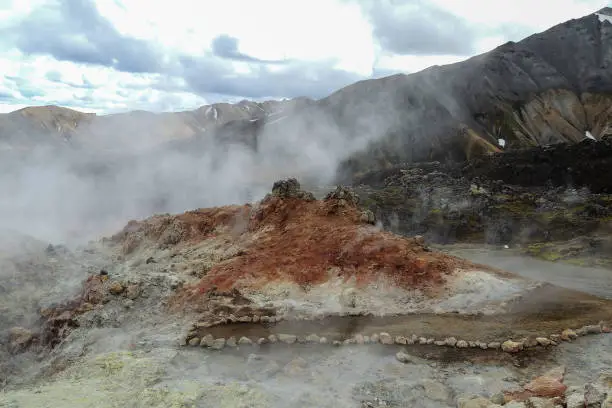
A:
[198,196,472,290]
[110,194,510,312]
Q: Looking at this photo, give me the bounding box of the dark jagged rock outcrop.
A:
[463,136,612,193]
[269,178,315,201]
[353,138,612,267]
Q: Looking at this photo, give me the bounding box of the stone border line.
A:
[184,321,610,353]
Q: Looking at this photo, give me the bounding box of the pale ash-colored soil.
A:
[1,336,610,408]
[1,228,611,407]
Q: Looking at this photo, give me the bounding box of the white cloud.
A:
[429,0,608,29]
[0,52,208,114]
[0,0,609,113]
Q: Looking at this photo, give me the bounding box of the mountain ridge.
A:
[0,97,316,151]
[1,10,611,176]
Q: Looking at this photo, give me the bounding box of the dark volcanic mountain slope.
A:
[1,12,611,183]
[208,11,612,180]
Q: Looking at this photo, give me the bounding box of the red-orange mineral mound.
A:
[108,180,503,312]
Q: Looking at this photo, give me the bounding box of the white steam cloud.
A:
[0,102,393,245]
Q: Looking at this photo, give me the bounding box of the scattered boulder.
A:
[210,338,226,350]
[109,281,125,295]
[524,375,567,398]
[278,334,297,344]
[395,351,414,364]
[536,337,552,346]
[39,310,79,348]
[359,210,376,224]
[270,178,315,201]
[324,185,359,206]
[577,324,602,336]
[199,334,214,347]
[8,327,34,353]
[238,336,253,345]
[82,274,109,304]
[561,329,577,341]
[125,284,141,300]
[188,337,200,346]
[379,332,393,345]
[444,337,457,346]
[522,336,538,348]
[502,340,523,353]
[394,336,407,345]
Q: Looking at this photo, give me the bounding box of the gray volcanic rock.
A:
[201,11,612,179]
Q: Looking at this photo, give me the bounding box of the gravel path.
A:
[446,248,612,299]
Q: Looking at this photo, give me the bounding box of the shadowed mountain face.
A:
[212,10,612,179]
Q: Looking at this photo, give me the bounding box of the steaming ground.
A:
[0,103,384,246]
[1,204,611,407]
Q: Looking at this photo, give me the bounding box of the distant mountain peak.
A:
[597,7,612,16]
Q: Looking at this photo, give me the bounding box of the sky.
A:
[0,0,610,114]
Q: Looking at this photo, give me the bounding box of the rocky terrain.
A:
[0,179,610,407]
[349,136,612,270]
[1,9,611,249]
[1,8,612,408]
